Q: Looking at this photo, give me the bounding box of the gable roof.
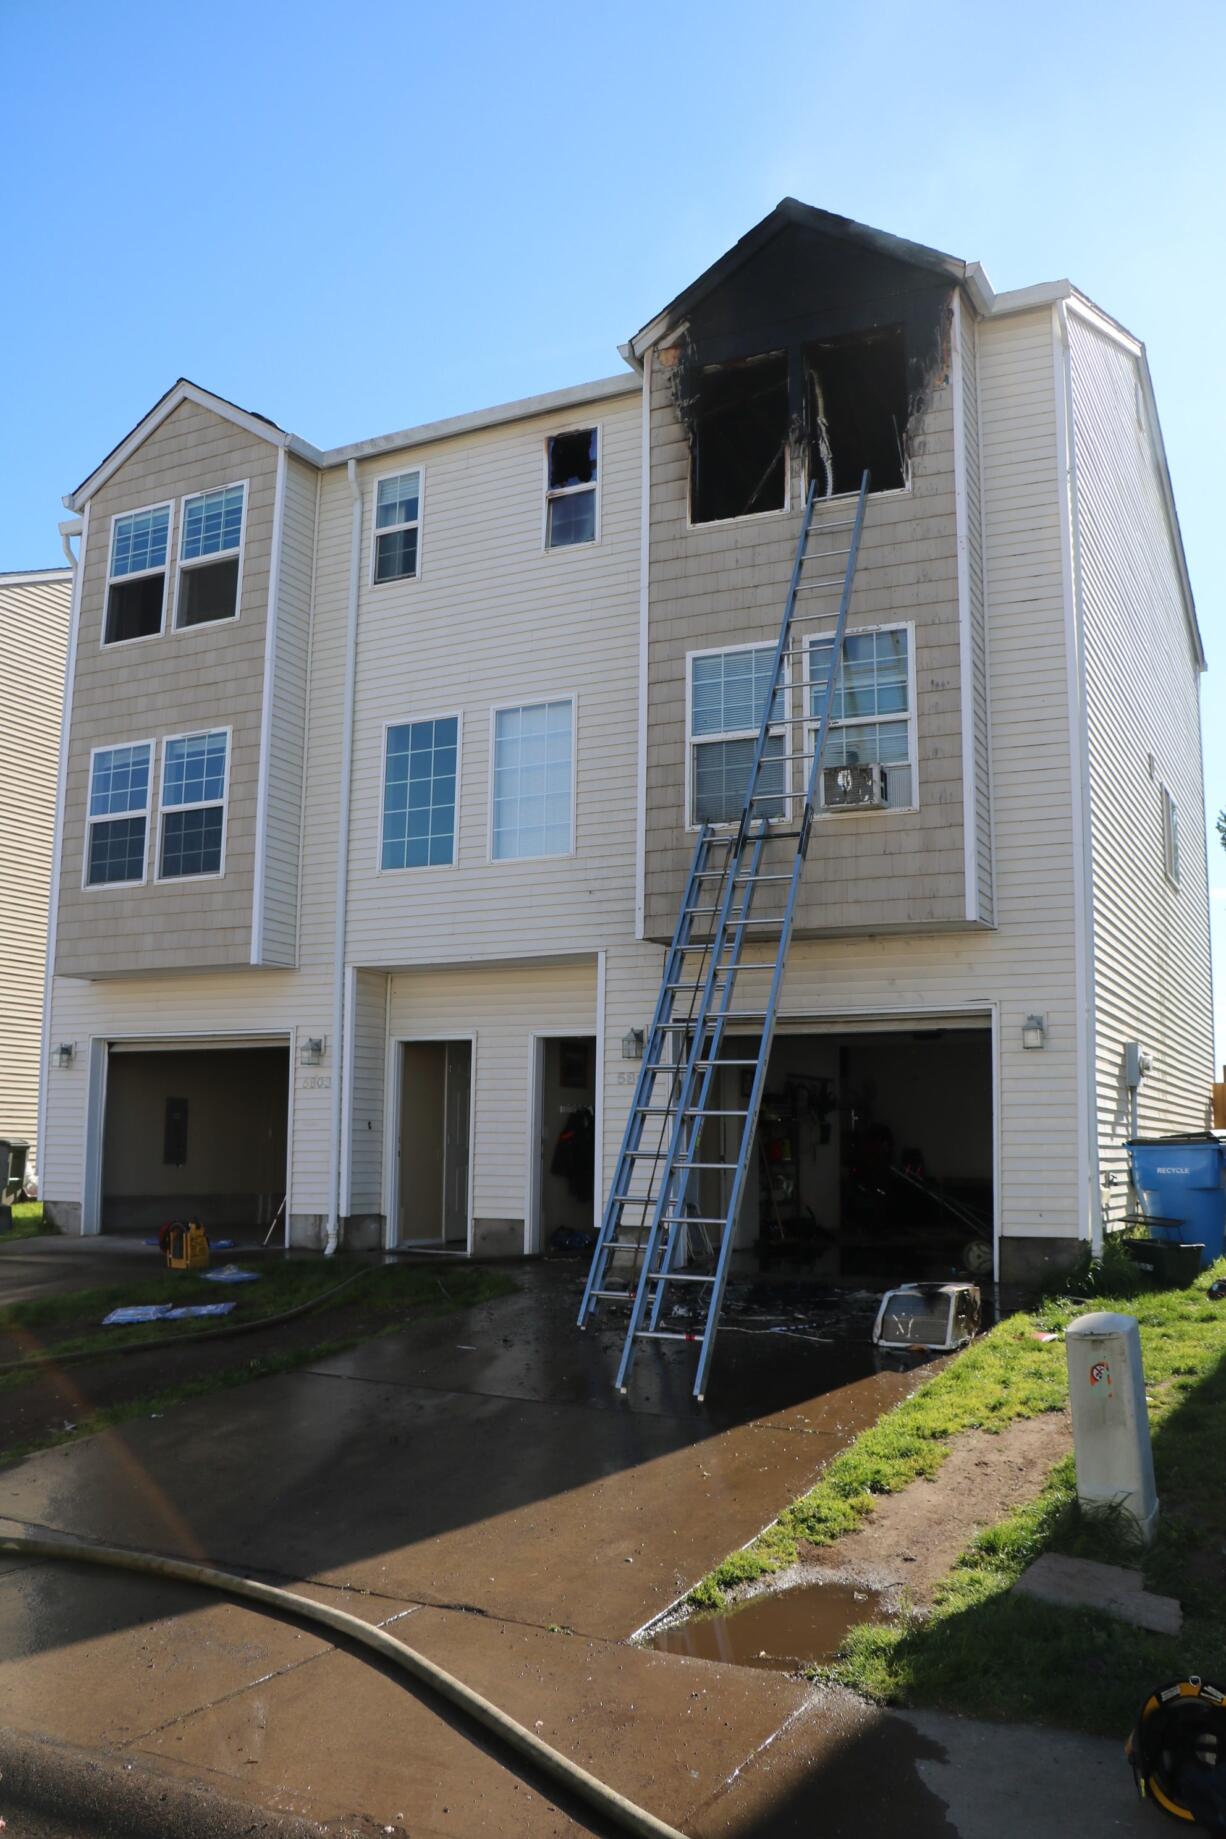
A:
[625,197,989,360]
[64,379,325,512]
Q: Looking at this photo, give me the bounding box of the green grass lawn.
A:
[0,1202,56,1243]
[692,1250,1226,1738]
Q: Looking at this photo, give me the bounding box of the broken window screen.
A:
[689,354,788,524]
[546,429,597,548]
[807,326,907,497]
[809,628,913,807]
[690,645,786,825]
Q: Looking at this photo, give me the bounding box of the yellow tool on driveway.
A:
[163,1220,210,1271]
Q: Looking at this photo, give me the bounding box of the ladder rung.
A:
[803,545,852,559]
[589,1288,635,1302]
[645,1271,715,1285]
[659,1214,729,1225]
[676,1160,740,1170]
[794,577,846,592]
[634,1331,698,1342]
[695,1058,759,1067]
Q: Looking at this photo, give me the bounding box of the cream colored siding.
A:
[388,958,598,1239]
[959,307,994,923]
[340,391,643,966]
[346,967,387,1213]
[1066,308,1212,1205]
[55,400,278,978]
[0,572,70,1148]
[642,345,972,940]
[257,455,317,966]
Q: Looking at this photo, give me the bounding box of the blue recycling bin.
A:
[1127,1136,1226,1270]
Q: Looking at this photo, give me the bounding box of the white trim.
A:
[172,477,248,631]
[0,567,72,587]
[368,463,424,587]
[805,621,918,817]
[951,292,979,923]
[251,448,287,961]
[594,948,606,1236]
[82,736,156,890]
[153,725,232,884]
[487,693,579,863]
[101,499,172,648]
[328,461,364,1253]
[385,1031,477,1252]
[684,639,790,832]
[375,710,462,873]
[1052,302,1101,1256]
[634,349,651,940]
[82,1037,108,1235]
[38,505,88,1176]
[542,422,601,552]
[339,965,357,1216]
[974,315,999,923]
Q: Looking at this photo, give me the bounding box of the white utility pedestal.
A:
[1065,1312,1158,1543]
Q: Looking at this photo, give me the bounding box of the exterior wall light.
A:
[1022,1014,1047,1051]
[621,1028,646,1061]
[299,1037,326,1067]
[52,1042,75,1069]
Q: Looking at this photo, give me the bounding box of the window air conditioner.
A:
[822,762,889,809]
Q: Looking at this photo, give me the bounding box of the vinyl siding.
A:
[959,305,994,923]
[387,957,598,1239]
[339,391,642,965]
[55,400,278,977]
[257,454,316,966]
[1066,307,1213,1209]
[0,573,70,1150]
[642,330,973,940]
[346,967,387,1214]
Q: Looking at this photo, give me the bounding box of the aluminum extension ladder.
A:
[577,471,871,1399]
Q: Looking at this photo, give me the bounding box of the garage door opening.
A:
[695,1026,993,1282]
[397,1040,472,1249]
[101,1044,289,1237]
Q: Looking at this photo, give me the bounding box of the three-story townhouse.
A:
[40,201,1211,1291]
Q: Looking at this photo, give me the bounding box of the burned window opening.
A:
[688,353,788,525]
[806,326,908,499]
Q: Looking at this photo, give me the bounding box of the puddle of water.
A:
[650,1579,883,1673]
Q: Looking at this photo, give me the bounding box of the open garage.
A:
[100,1041,289,1236]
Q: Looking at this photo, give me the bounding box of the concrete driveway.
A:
[1,1264,1151,1836]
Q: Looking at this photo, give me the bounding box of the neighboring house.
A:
[40,201,1211,1284]
[0,568,71,1169]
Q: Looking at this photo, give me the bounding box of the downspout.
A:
[325,460,363,1255]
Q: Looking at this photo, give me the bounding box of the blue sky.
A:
[3,0,1223,1040]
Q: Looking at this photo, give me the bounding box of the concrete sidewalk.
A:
[0,1266,1150,1835]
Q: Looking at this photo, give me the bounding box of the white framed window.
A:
[545,428,598,549]
[372,469,422,583]
[1161,784,1180,887]
[808,624,916,810]
[85,741,154,886]
[687,644,787,827]
[104,503,171,644]
[157,729,229,879]
[381,715,460,869]
[490,698,575,860]
[175,482,246,628]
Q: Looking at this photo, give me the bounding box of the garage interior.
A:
[101,1043,289,1235]
[691,1025,994,1281]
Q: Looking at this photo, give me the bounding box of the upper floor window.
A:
[689,355,788,525]
[1161,784,1180,887]
[809,625,914,808]
[373,470,422,583]
[176,483,245,627]
[159,729,229,878]
[806,326,907,497]
[688,645,786,826]
[105,504,170,644]
[86,741,152,885]
[491,699,574,859]
[545,430,597,548]
[381,716,458,869]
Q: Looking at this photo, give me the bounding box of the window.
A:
[176,483,245,627]
[105,504,170,643]
[809,626,914,807]
[381,717,458,869]
[545,430,597,548]
[491,700,574,859]
[689,354,788,524]
[373,471,421,582]
[158,730,228,878]
[807,326,907,497]
[86,741,152,885]
[689,646,786,826]
[1161,785,1180,887]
